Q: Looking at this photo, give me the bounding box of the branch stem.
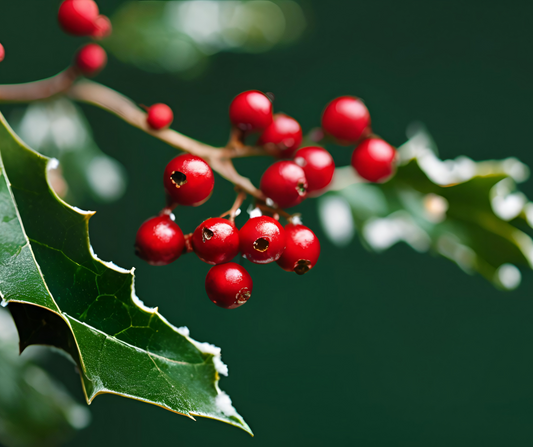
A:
[0,70,267,199]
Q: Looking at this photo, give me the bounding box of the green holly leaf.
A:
[0,113,252,435]
[320,125,533,289]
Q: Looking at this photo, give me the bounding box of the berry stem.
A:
[255,203,298,223]
[220,190,247,222]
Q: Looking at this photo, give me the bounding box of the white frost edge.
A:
[89,244,132,274]
[215,391,239,417]
[155,317,229,377]
[130,276,157,313]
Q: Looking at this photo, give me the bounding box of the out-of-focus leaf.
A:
[320,124,533,289]
[0,113,252,434]
[10,97,127,204]
[104,1,306,76]
[0,308,90,447]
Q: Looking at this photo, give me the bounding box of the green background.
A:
[2,1,533,446]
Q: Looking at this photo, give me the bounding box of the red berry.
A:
[58,0,99,36]
[135,215,185,266]
[277,224,321,275]
[229,90,273,132]
[321,96,371,144]
[192,218,240,265]
[239,216,286,264]
[294,146,335,193]
[351,138,397,182]
[163,154,214,206]
[205,263,253,309]
[147,103,174,130]
[75,43,107,76]
[91,15,112,39]
[260,161,308,208]
[257,113,302,158]
[0,44,4,63]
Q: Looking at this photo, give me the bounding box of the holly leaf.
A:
[0,113,252,434]
[320,125,533,289]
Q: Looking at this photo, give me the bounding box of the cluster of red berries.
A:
[134,90,399,309]
[134,150,321,310]
[55,0,110,77]
[230,90,336,208]
[57,1,175,131]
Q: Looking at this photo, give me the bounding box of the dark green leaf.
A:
[0,113,251,434]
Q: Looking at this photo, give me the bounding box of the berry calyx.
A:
[0,44,4,63]
[192,218,240,265]
[239,216,286,264]
[351,138,397,182]
[163,154,214,206]
[294,146,335,193]
[147,103,174,130]
[135,215,185,266]
[321,96,371,144]
[276,224,321,275]
[229,90,273,133]
[257,113,302,158]
[58,0,99,36]
[205,263,253,309]
[91,15,112,39]
[75,43,107,76]
[260,161,308,208]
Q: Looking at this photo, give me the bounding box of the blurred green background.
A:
[2,1,533,446]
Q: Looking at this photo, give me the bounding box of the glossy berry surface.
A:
[163,154,214,206]
[351,138,397,182]
[294,146,335,193]
[277,224,321,275]
[229,90,273,132]
[147,103,174,130]
[239,216,286,264]
[0,44,4,63]
[192,218,240,265]
[58,0,99,36]
[257,113,302,158]
[205,263,253,309]
[322,96,371,144]
[91,15,112,39]
[260,161,308,208]
[135,215,185,266]
[75,43,107,76]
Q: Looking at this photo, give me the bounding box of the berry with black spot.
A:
[351,138,397,182]
[239,216,286,264]
[321,96,371,144]
[257,113,302,158]
[75,43,107,76]
[260,161,308,208]
[163,154,214,206]
[192,218,240,265]
[147,103,174,130]
[294,146,335,193]
[277,223,320,275]
[58,0,99,36]
[229,90,273,133]
[205,263,253,309]
[135,215,185,266]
